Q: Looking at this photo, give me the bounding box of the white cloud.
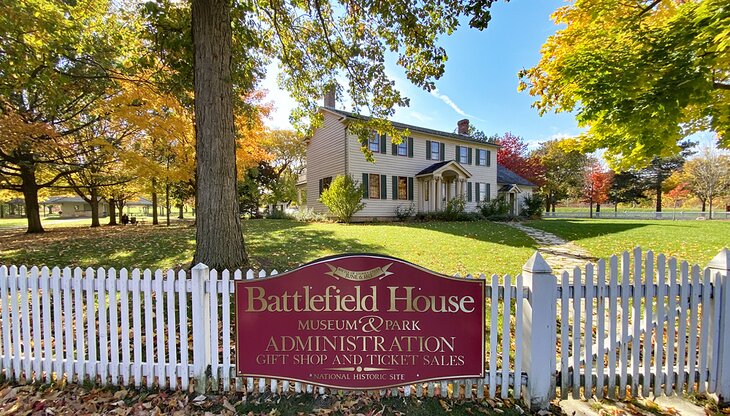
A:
[408,111,433,123]
[429,89,483,121]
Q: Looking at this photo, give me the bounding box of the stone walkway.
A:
[505,222,597,276]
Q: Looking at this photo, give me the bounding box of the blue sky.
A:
[261,0,576,147]
[260,0,720,151]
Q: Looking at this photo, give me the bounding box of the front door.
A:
[509,193,515,215]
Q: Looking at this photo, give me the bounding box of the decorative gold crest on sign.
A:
[325,263,394,281]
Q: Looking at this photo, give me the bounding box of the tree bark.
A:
[20,164,44,233]
[191,0,248,269]
[165,181,171,226]
[108,197,117,225]
[117,199,125,224]
[701,199,706,212]
[178,204,184,219]
[89,187,100,227]
[152,178,159,225]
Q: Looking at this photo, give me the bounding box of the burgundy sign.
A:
[235,254,484,389]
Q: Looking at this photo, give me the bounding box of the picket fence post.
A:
[521,251,557,411]
[709,248,730,403]
[192,263,212,393]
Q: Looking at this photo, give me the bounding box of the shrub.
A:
[520,193,544,219]
[291,207,329,222]
[319,174,365,222]
[394,203,416,221]
[479,196,511,219]
[266,208,292,220]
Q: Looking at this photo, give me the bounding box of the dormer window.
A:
[430,141,440,160]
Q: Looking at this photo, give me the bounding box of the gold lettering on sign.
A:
[245,285,377,312]
[387,286,475,313]
[325,263,393,281]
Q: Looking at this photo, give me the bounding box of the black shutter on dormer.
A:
[440,142,445,161]
[426,140,431,160]
[487,150,491,166]
[468,148,473,165]
[455,145,461,162]
[380,134,387,154]
[408,137,414,158]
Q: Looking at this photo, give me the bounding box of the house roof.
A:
[415,160,472,178]
[322,107,500,148]
[127,197,153,206]
[497,164,534,187]
[43,196,87,204]
[7,198,24,205]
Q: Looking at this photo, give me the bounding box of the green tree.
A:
[184,0,504,268]
[532,140,588,212]
[320,175,365,223]
[607,171,647,212]
[638,140,695,212]
[519,0,729,169]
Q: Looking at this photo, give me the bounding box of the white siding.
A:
[346,128,498,218]
[305,111,347,213]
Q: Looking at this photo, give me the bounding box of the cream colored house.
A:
[299,105,534,219]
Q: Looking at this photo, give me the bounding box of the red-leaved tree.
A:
[583,162,613,218]
[496,132,545,186]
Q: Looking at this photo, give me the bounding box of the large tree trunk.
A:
[191,0,248,269]
[20,164,44,233]
[178,204,184,219]
[108,197,117,225]
[152,178,159,225]
[89,187,101,227]
[589,201,594,218]
[117,199,125,224]
[655,174,663,212]
[701,199,706,212]
[166,181,171,226]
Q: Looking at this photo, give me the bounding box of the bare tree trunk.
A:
[191,0,248,269]
[152,178,159,225]
[89,187,101,227]
[166,181,171,226]
[108,197,117,225]
[20,164,44,233]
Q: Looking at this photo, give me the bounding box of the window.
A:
[458,146,468,164]
[398,177,408,200]
[430,141,441,160]
[397,141,407,156]
[368,134,381,152]
[476,182,491,202]
[477,149,486,166]
[318,176,333,196]
[369,174,380,199]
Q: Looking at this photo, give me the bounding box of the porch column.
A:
[429,179,435,212]
[433,176,441,211]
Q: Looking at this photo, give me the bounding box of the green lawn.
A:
[0,219,537,276]
[0,217,92,229]
[525,218,730,265]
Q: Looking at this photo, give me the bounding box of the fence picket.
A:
[155,270,166,389]
[120,269,131,386]
[560,271,569,399]
[585,264,594,397]
[501,275,511,399]
[210,269,219,390]
[143,270,154,388]
[19,267,32,381]
[11,266,21,381]
[246,269,255,392]
[677,262,689,394]
[177,270,190,390]
[655,255,666,396]
[108,268,120,386]
[221,269,231,392]
[596,260,605,399]
[699,268,711,393]
[30,267,42,381]
[710,271,722,393]
[632,248,642,396]
[514,273,523,399]
[233,269,243,392]
[98,268,108,385]
[1,266,11,377]
[41,267,53,383]
[619,252,630,398]
[607,256,618,399]
[73,268,85,381]
[489,274,498,398]
[62,268,74,382]
[642,251,653,396]
[85,268,98,382]
[51,268,63,382]
[688,265,700,393]
[666,258,677,395]
[131,269,143,387]
[166,270,178,390]
[572,267,581,399]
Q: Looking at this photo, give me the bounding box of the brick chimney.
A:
[323,85,336,108]
[457,119,469,135]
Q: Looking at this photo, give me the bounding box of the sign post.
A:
[235,254,484,389]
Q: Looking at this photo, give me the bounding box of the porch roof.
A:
[415,160,472,178]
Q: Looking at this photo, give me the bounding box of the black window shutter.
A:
[487,150,491,166]
[319,179,323,196]
[408,177,414,200]
[467,182,472,202]
[408,137,414,158]
[440,142,445,161]
[426,140,431,160]
[468,148,473,165]
[475,183,480,201]
[392,176,398,200]
[455,145,461,162]
[392,141,397,155]
[380,175,387,199]
[486,183,491,200]
[362,173,369,199]
[380,134,387,154]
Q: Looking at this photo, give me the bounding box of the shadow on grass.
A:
[525,219,660,240]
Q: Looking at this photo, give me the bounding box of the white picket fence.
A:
[0,247,729,411]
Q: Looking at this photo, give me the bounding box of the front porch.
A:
[415,161,472,212]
